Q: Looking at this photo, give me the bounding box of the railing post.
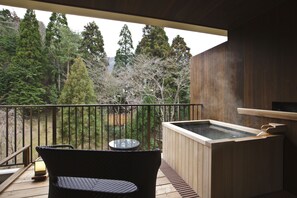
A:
[23,146,30,165]
[147,105,151,150]
[5,108,9,160]
[52,106,57,145]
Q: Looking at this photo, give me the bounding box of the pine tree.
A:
[0,10,19,103]
[5,9,45,105]
[170,35,192,65]
[114,24,134,71]
[0,9,19,34]
[0,9,19,69]
[58,57,96,104]
[58,57,96,147]
[45,12,68,46]
[169,35,192,103]
[80,21,107,65]
[45,13,80,102]
[135,25,170,58]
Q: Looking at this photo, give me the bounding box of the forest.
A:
[0,8,196,156]
[0,9,192,106]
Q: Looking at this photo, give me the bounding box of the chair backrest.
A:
[36,146,161,198]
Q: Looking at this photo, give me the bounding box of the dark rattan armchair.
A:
[36,145,161,198]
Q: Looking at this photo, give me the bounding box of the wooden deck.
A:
[2,161,294,198]
[0,164,182,198]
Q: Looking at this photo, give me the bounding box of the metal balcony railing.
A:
[0,104,202,166]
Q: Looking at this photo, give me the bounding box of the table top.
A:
[109,139,140,150]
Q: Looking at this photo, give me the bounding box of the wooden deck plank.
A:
[0,186,48,198]
[1,163,294,198]
[156,191,181,198]
[4,180,49,192]
[156,176,171,186]
[156,184,178,196]
[0,164,181,198]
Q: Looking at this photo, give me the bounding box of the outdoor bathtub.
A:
[162,120,283,198]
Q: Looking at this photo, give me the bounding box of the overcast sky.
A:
[0,5,227,57]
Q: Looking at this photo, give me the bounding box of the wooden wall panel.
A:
[190,0,297,195]
[239,1,297,194]
[190,43,244,123]
[241,1,297,109]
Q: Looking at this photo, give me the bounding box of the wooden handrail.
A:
[0,145,32,194]
[0,145,31,166]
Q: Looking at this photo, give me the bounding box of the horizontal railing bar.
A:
[0,104,203,108]
[0,145,30,166]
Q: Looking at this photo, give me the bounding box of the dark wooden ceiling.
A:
[33,0,286,30]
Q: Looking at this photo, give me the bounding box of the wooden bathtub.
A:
[162,120,283,198]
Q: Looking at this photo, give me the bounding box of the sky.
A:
[0,5,227,57]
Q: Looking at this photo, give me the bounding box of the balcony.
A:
[0,104,295,197]
[1,160,201,198]
[0,104,201,197]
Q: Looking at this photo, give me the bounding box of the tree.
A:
[118,55,189,105]
[0,9,19,34]
[96,71,125,104]
[79,21,108,103]
[87,62,115,103]
[44,12,70,103]
[0,10,19,103]
[114,24,134,71]
[135,25,170,58]
[5,9,45,105]
[170,35,192,65]
[0,9,19,70]
[80,21,108,66]
[169,35,192,103]
[58,57,96,147]
[45,12,68,47]
[117,55,189,148]
[55,26,81,76]
[58,57,95,104]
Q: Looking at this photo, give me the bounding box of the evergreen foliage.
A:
[5,9,45,105]
[58,57,96,104]
[114,24,134,71]
[79,21,108,103]
[0,10,19,103]
[45,12,68,46]
[45,14,80,101]
[0,8,191,106]
[169,35,192,103]
[0,9,19,32]
[80,21,107,65]
[170,35,192,65]
[0,9,18,69]
[58,57,96,147]
[54,26,81,75]
[135,25,170,58]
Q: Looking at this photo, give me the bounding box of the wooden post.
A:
[52,106,57,145]
[23,146,30,165]
[147,106,151,150]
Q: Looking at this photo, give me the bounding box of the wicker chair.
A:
[36,145,161,198]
